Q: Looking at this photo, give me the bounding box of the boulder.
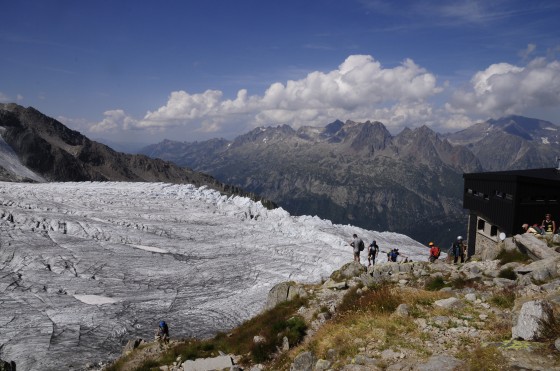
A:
[290,351,316,371]
[416,355,464,371]
[331,262,366,281]
[393,303,410,317]
[182,355,233,371]
[512,300,555,340]
[434,297,463,309]
[315,359,332,371]
[323,278,347,290]
[265,281,307,310]
[514,234,560,260]
[515,257,560,282]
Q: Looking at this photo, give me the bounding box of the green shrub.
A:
[497,249,530,265]
[424,276,446,291]
[497,267,517,280]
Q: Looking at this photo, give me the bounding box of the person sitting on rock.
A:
[522,223,542,235]
[155,320,169,344]
[541,213,556,235]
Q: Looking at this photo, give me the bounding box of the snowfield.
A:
[0,181,427,370]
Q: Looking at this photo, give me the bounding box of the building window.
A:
[490,225,498,236]
[477,219,485,231]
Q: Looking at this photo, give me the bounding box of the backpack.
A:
[434,247,441,258]
[390,250,398,262]
[358,239,365,252]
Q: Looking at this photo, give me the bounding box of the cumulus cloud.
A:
[100,55,442,135]
[519,43,536,59]
[90,110,138,133]
[448,58,560,117]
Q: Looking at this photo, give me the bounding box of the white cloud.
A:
[102,55,442,135]
[448,58,560,117]
[90,110,138,133]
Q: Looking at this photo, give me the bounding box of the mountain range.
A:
[140,116,560,245]
[0,103,275,208]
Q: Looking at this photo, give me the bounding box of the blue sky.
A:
[1,0,560,145]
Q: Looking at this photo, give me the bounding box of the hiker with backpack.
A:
[450,236,465,264]
[349,234,364,263]
[155,320,169,345]
[428,242,441,263]
[368,240,379,266]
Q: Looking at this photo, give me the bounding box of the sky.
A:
[1,0,560,146]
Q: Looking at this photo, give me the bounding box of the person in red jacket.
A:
[428,242,441,263]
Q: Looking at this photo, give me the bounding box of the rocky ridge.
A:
[140,120,483,244]
[104,234,560,371]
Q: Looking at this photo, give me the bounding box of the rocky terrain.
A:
[140,120,483,245]
[106,233,560,371]
[0,181,426,371]
[0,103,273,207]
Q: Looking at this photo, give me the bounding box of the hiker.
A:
[428,242,440,263]
[387,248,400,262]
[541,213,556,235]
[349,234,364,263]
[368,240,379,266]
[155,320,169,344]
[451,236,465,264]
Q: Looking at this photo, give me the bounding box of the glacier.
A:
[0,181,427,370]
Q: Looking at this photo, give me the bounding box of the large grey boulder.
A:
[330,262,366,281]
[290,351,316,371]
[514,234,560,260]
[515,257,560,282]
[512,300,555,340]
[434,297,463,309]
[265,282,307,310]
[182,355,233,371]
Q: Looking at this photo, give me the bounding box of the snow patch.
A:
[129,244,168,253]
[541,137,550,144]
[74,294,119,305]
[544,126,558,131]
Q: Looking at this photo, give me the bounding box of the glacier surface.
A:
[0,181,427,370]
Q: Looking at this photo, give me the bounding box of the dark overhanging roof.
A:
[463,168,560,183]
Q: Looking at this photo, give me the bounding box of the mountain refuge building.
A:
[463,167,560,257]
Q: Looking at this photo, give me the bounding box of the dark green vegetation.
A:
[497,249,531,265]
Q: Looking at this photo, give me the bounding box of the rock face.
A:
[0,103,275,208]
[182,355,233,371]
[265,282,307,311]
[512,300,555,340]
[514,234,560,260]
[291,351,316,371]
[140,120,483,244]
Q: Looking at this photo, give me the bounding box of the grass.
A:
[462,345,509,371]
[424,276,447,291]
[489,288,516,309]
[496,249,530,265]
